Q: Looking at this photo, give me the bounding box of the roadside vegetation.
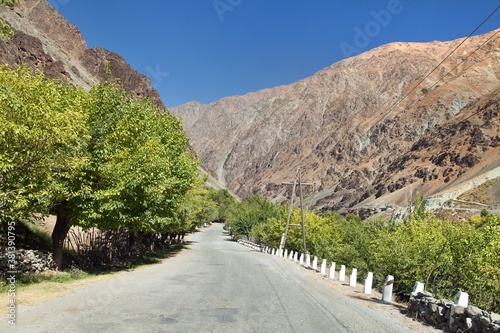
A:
[0,65,224,272]
[225,194,500,313]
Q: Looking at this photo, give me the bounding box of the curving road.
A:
[4,224,417,332]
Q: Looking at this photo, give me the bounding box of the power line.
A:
[394,29,500,118]
[369,4,500,131]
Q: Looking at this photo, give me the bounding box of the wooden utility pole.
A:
[279,167,314,257]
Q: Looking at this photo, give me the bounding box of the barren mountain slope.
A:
[0,0,163,107]
[172,30,500,211]
[0,0,234,193]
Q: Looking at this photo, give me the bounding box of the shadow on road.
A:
[350,293,408,313]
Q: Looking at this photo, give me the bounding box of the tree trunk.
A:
[52,202,71,270]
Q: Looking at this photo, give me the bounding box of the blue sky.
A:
[47,1,500,108]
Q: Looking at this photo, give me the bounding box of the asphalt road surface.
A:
[4,224,419,332]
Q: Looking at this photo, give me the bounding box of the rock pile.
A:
[0,249,57,274]
[408,291,500,332]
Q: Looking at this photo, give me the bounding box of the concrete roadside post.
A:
[411,281,424,298]
[339,265,346,281]
[454,291,469,307]
[312,256,318,271]
[349,268,357,287]
[364,272,373,294]
[382,275,394,302]
[449,291,469,331]
[320,259,327,276]
[329,262,336,280]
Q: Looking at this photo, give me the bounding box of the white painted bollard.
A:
[305,254,311,268]
[329,262,336,279]
[454,291,469,307]
[289,250,294,260]
[320,259,327,276]
[339,265,346,281]
[272,248,276,256]
[349,268,357,287]
[299,253,304,265]
[382,275,394,302]
[284,249,288,259]
[312,256,318,271]
[294,251,298,262]
[411,281,425,298]
[364,272,373,294]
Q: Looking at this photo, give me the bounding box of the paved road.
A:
[4,224,416,332]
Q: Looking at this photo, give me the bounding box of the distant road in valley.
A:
[5,224,424,333]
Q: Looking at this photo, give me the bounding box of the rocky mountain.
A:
[171,30,500,213]
[1,1,498,215]
[0,0,235,194]
[0,0,163,107]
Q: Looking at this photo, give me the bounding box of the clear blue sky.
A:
[47,0,500,108]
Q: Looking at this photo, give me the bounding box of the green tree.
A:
[0,66,88,225]
[1,67,199,267]
[175,177,218,233]
[50,81,199,267]
[412,191,427,220]
[225,194,278,239]
[0,0,16,39]
[210,189,238,223]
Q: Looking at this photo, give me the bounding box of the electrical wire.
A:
[368,4,500,131]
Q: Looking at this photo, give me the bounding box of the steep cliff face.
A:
[1,1,499,212]
[0,0,163,107]
[172,30,500,210]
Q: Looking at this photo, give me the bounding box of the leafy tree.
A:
[225,194,278,239]
[0,0,16,39]
[412,191,427,220]
[210,189,238,222]
[0,66,88,225]
[1,66,199,267]
[174,177,218,233]
[47,81,199,267]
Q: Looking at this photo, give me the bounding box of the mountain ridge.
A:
[0,0,164,107]
[171,29,500,212]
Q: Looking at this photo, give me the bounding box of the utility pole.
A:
[279,167,314,257]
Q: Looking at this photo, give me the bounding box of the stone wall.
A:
[407,292,500,332]
[0,249,56,275]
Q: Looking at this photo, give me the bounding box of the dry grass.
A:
[0,272,115,314]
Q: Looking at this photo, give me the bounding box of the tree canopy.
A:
[0,65,201,267]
